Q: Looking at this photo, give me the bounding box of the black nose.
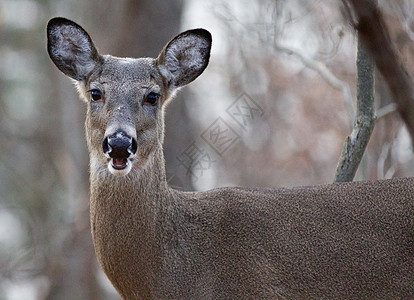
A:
[102,130,137,158]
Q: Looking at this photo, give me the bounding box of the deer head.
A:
[47,17,211,177]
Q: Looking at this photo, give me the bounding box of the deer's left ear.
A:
[47,17,102,81]
[156,29,212,89]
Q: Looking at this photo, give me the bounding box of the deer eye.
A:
[88,89,102,102]
[144,92,159,106]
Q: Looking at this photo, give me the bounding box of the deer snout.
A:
[103,130,138,159]
[102,130,138,174]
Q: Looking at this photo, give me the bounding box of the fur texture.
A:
[47,17,414,299]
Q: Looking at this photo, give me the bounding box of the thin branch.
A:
[377,142,390,179]
[376,103,397,119]
[334,32,375,182]
[377,142,397,179]
[273,44,355,129]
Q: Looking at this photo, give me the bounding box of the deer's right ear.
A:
[47,17,101,81]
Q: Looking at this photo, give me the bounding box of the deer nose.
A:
[102,130,138,158]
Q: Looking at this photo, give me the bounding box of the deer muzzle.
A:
[102,130,138,174]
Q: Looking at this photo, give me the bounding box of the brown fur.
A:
[47,17,414,299]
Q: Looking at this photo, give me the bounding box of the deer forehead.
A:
[96,56,163,88]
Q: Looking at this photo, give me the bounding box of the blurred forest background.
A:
[0,0,413,299]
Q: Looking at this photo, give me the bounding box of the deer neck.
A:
[89,144,172,226]
[89,147,175,297]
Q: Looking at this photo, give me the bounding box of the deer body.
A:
[92,173,412,299]
[47,18,413,299]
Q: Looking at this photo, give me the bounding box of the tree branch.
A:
[334,33,375,182]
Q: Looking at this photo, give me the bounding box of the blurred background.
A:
[0,0,413,299]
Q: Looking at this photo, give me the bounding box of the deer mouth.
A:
[107,157,133,177]
[111,157,129,170]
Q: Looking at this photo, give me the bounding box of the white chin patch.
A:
[107,158,133,177]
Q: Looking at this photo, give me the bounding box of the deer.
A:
[47,17,413,299]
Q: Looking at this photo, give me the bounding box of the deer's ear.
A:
[47,17,101,81]
[156,29,211,88]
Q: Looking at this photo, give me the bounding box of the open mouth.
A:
[111,158,129,170]
[106,157,133,176]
